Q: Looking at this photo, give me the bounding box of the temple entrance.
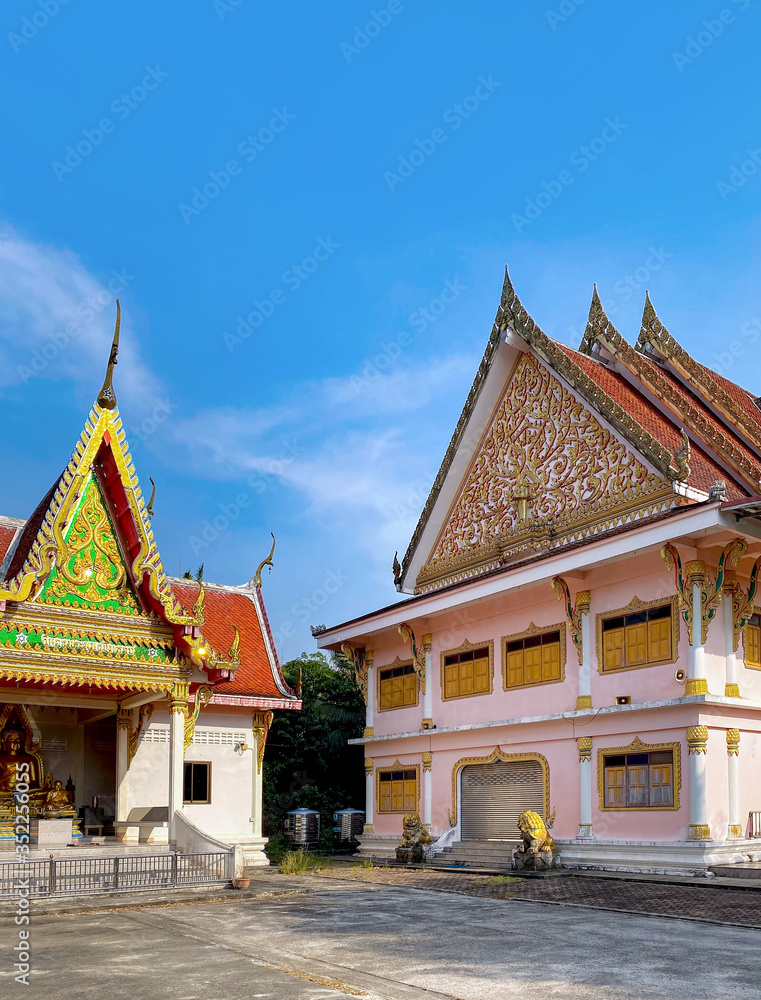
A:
[461,759,544,840]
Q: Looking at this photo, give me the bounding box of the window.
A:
[183,762,210,804]
[745,613,761,668]
[378,768,418,813]
[378,662,417,710]
[603,751,674,809]
[601,603,673,671]
[442,644,492,699]
[504,629,562,689]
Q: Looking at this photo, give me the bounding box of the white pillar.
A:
[363,758,374,833]
[422,634,433,729]
[577,737,594,839]
[422,752,432,828]
[686,567,708,697]
[727,729,742,838]
[364,652,374,738]
[576,592,592,710]
[687,725,710,840]
[724,578,740,698]
[168,690,187,844]
[115,710,131,824]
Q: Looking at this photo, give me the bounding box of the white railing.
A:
[749,811,761,838]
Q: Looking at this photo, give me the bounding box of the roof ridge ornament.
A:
[254,532,276,588]
[97,300,121,410]
[578,284,626,357]
[636,291,673,358]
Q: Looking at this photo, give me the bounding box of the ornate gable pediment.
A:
[417,353,674,593]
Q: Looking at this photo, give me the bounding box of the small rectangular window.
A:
[441,646,491,700]
[504,630,562,689]
[379,663,417,710]
[745,613,761,668]
[601,605,674,671]
[183,762,211,804]
[378,768,417,813]
[602,751,674,809]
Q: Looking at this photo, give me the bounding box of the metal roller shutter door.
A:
[461,759,544,840]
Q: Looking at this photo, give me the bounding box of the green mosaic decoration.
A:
[38,474,141,615]
[0,623,173,664]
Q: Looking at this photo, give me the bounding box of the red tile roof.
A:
[0,525,18,566]
[171,580,295,700]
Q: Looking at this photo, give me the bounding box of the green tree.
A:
[263,650,365,843]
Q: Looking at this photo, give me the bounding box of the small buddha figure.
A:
[0,725,42,794]
[42,778,76,817]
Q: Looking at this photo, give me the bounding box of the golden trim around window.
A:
[439,638,494,701]
[597,735,681,811]
[742,607,761,670]
[451,747,550,821]
[375,759,420,814]
[500,621,566,690]
[595,594,680,673]
[376,656,418,712]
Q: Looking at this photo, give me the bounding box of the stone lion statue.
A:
[517,810,554,854]
[395,812,432,864]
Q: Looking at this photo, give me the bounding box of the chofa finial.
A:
[254,532,276,588]
[97,300,121,410]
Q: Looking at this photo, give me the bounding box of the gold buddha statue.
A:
[0,711,49,817]
[40,778,76,818]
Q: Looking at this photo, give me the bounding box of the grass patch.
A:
[354,858,374,869]
[279,849,332,874]
[473,875,525,885]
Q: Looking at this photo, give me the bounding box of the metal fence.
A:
[0,851,234,898]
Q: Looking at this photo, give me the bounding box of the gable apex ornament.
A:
[97,300,121,410]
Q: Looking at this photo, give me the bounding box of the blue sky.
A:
[1,0,761,660]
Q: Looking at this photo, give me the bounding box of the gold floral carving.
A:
[597,736,681,811]
[364,757,374,776]
[128,703,154,767]
[661,542,741,646]
[422,751,432,772]
[577,737,592,761]
[551,577,585,665]
[419,353,672,593]
[451,748,550,823]
[398,623,426,694]
[726,729,740,756]
[723,544,761,652]
[686,725,709,754]
[253,710,274,774]
[341,644,369,706]
[183,686,213,751]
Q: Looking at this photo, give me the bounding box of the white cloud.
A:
[0,225,161,409]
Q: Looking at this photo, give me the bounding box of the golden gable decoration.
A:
[418,353,673,592]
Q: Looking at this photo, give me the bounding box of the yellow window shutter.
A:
[647,617,671,663]
[474,655,489,693]
[542,641,560,681]
[403,671,416,705]
[746,624,761,666]
[524,647,542,685]
[507,649,524,688]
[603,628,624,671]
[403,779,417,811]
[460,659,474,695]
[379,678,392,710]
[625,623,647,667]
[445,664,459,698]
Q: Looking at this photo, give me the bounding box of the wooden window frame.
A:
[183,760,211,805]
[743,610,761,670]
[439,638,494,701]
[376,657,418,712]
[500,622,566,691]
[597,736,681,811]
[376,760,420,814]
[596,595,679,674]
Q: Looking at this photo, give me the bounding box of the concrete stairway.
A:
[427,839,519,871]
[710,862,761,879]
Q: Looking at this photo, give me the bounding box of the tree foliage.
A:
[262,650,365,840]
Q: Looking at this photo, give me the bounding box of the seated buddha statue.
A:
[41,778,76,818]
[0,721,46,815]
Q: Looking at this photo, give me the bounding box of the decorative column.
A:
[552,578,591,710]
[686,725,710,840]
[687,563,709,696]
[116,709,131,824]
[727,729,742,839]
[422,752,433,829]
[364,652,374,738]
[363,758,374,834]
[251,711,273,840]
[167,684,189,844]
[421,634,433,729]
[577,737,594,839]
[724,573,741,698]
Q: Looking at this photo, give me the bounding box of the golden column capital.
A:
[576,591,591,615]
[116,709,132,730]
[577,737,592,762]
[685,560,708,587]
[422,633,432,652]
[723,569,738,595]
[726,728,741,756]
[686,725,709,754]
[364,757,374,776]
[422,751,432,772]
[169,682,190,715]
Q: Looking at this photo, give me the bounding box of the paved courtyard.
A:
[2,869,760,999]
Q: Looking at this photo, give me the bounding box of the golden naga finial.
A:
[97,299,121,410]
[191,580,206,626]
[228,625,241,667]
[146,477,156,518]
[254,532,276,588]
